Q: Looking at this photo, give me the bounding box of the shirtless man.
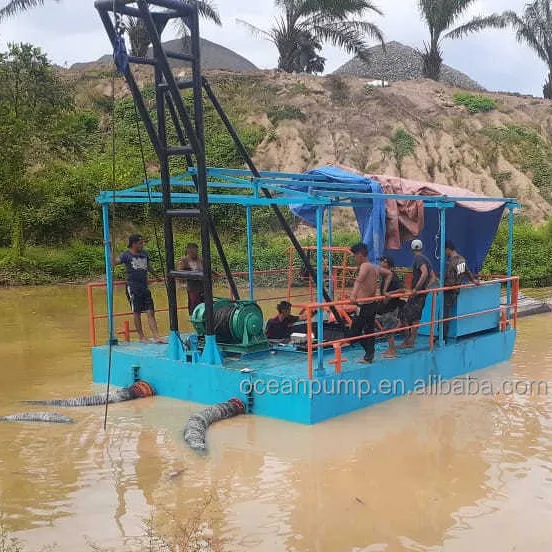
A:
[349,243,393,364]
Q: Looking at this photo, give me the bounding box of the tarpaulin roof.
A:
[289,165,512,273]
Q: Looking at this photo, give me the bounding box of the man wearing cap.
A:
[444,240,480,339]
[265,301,310,340]
[114,234,166,344]
[399,239,435,349]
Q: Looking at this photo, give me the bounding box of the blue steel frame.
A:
[97,167,520,366]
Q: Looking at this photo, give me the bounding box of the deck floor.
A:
[111,334,434,379]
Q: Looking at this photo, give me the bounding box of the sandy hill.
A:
[334,41,484,92]
[71,37,258,73]
[71,69,552,224]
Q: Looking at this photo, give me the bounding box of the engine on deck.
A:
[191,299,270,354]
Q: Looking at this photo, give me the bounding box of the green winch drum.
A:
[191,299,268,353]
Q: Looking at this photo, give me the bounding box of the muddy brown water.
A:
[1,284,552,551]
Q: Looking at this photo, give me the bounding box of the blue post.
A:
[316,206,325,373]
[102,204,117,345]
[327,207,333,300]
[507,205,514,308]
[438,207,446,346]
[246,206,255,300]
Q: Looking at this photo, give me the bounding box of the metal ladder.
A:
[95,0,343,360]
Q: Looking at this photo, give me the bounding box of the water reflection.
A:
[0,286,551,551]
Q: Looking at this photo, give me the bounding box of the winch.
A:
[191,299,269,353]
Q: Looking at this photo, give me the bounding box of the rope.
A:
[104,0,123,431]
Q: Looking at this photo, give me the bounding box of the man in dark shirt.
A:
[265,300,313,340]
[443,240,480,339]
[115,234,166,344]
[399,239,435,349]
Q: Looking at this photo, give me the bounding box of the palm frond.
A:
[236,18,272,41]
[445,13,509,39]
[298,0,382,20]
[174,0,221,38]
[312,20,382,56]
[0,0,55,21]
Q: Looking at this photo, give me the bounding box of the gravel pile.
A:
[72,37,258,73]
[334,41,484,91]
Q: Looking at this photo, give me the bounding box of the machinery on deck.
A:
[191,299,269,354]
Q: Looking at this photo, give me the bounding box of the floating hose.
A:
[184,398,245,453]
[23,381,155,407]
[1,412,74,424]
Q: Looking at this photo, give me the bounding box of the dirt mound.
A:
[334,41,484,92]
[71,37,257,73]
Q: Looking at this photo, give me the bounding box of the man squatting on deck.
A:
[265,301,311,340]
[114,234,166,344]
[349,243,393,364]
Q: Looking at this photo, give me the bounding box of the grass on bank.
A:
[1,220,552,288]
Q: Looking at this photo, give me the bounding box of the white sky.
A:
[0,0,547,96]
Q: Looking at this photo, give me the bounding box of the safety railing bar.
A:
[312,304,514,351]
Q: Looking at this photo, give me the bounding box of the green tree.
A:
[238,0,385,74]
[0,43,72,262]
[447,0,552,99]
[417,0,503,81]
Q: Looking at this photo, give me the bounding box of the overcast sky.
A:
[0,0,547,96]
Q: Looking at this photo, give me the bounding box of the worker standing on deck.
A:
[349,243,393,364]
[444,240,480,340]
[177,243,205,316]
[114,234,166,344]
[376,256,406,359]
[399,239,435,349]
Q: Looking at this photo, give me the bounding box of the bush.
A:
[454,93,497,113]
[483,219,552,287]
[266,105,307,125]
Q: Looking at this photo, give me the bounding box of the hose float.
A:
[1,412,74,424]
[183,398,245,453]
[23,381,155,407]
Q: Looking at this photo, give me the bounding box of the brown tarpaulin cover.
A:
[332,164,506,250]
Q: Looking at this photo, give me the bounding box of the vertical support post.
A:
[429,290,436,351]
[306,305,313,380]
[327,207,333,300]
[287,247,294,303]
[316,207,325,373]
[506,205,514,314]
[438,207,446,346]
[102,203,117,346]
[246,206,254,300]
[190,9,221,365]
[88,284,97,347]
[155,67,182,360]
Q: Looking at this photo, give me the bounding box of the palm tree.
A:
[417,0,503,81]
[238,0,384,74]
[123,0,221,58]
[447,0,552,99]
[0,0,57,20]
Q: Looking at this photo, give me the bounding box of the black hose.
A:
[184,398,245,453]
